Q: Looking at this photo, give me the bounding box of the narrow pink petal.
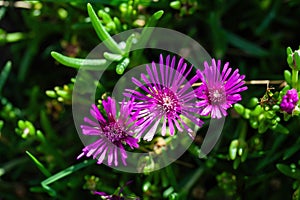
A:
[161,116,167,136]
[143,119,160,141]
[119,145,127,166]
[168,118,175,135]
[97,146,108,164]
[114,146,118,166]
[173,118,183,132]
[107,147,114,166]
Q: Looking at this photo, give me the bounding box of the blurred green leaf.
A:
[0,157,27,177]
[41,159,95,197]
[225,31,268,57]
[208,12,227,58]
[0,7,6,20]
[277,163,300,179]
[179,167,204,199]
[0,61,11,94]
[283,138,300,160]
[26,151,52,178]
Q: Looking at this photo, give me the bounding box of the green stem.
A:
[179,167,204,198]
[41,159,96,197]
[292,69,298,89]
[238,120,247,141]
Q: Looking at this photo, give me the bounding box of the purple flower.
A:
[125,54,203,141]
[280,88,299,114]
[93,191,124,200]
[196,59,247,119]
[77,97,139,166]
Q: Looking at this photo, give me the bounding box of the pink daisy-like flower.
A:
[77,97,139,166]
[125,54,203,141]
[196,59,247,119]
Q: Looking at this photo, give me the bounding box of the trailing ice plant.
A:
[234,46,300,134]
[77,55,248,166]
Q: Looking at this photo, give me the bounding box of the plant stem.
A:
[238,120,247,141]
[292,69,299,89]
[179,167,204,198]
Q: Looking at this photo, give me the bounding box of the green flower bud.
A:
[286,47,300,70]
[233,103,244,115]
[284,70,292,84]
[287,46,293,55]
[244,109,251,119]
[258,113,265,121]
[272,105,280,111]
[229,139,239,160]
[248,97,259,108]
[170,1,181,10]
[258,122,268,133]
[294,50,300,70]
[251,105,263,116]
[116,57,130,75]
[15,120,36,139]
[0,120,4,131]
[250,120,258,129]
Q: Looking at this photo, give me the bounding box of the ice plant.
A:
[77,97,139,166]
[125,54,203,141]
[280,88,299,114]
[196,59,247,119]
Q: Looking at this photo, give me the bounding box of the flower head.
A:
[77,97,139,166]
[196,59,247,118]
[280,88,299,114]
[125,54,203,141]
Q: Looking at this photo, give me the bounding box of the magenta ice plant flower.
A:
[196,59,247,119]
[125,54,203,141]
[77,97,139,166]
[280,88,299,114]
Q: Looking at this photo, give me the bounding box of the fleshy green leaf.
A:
[170,1,181,10]
[116,57,130,75]
[103,52,123,61]
[277,164,300,179]
[284,70,292,84]
[234,103,244,115]
[124,33,136,56]
[26,151,51,177]
[273,124,289,134]
[87,3,123,55]
[51,51,107,69]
